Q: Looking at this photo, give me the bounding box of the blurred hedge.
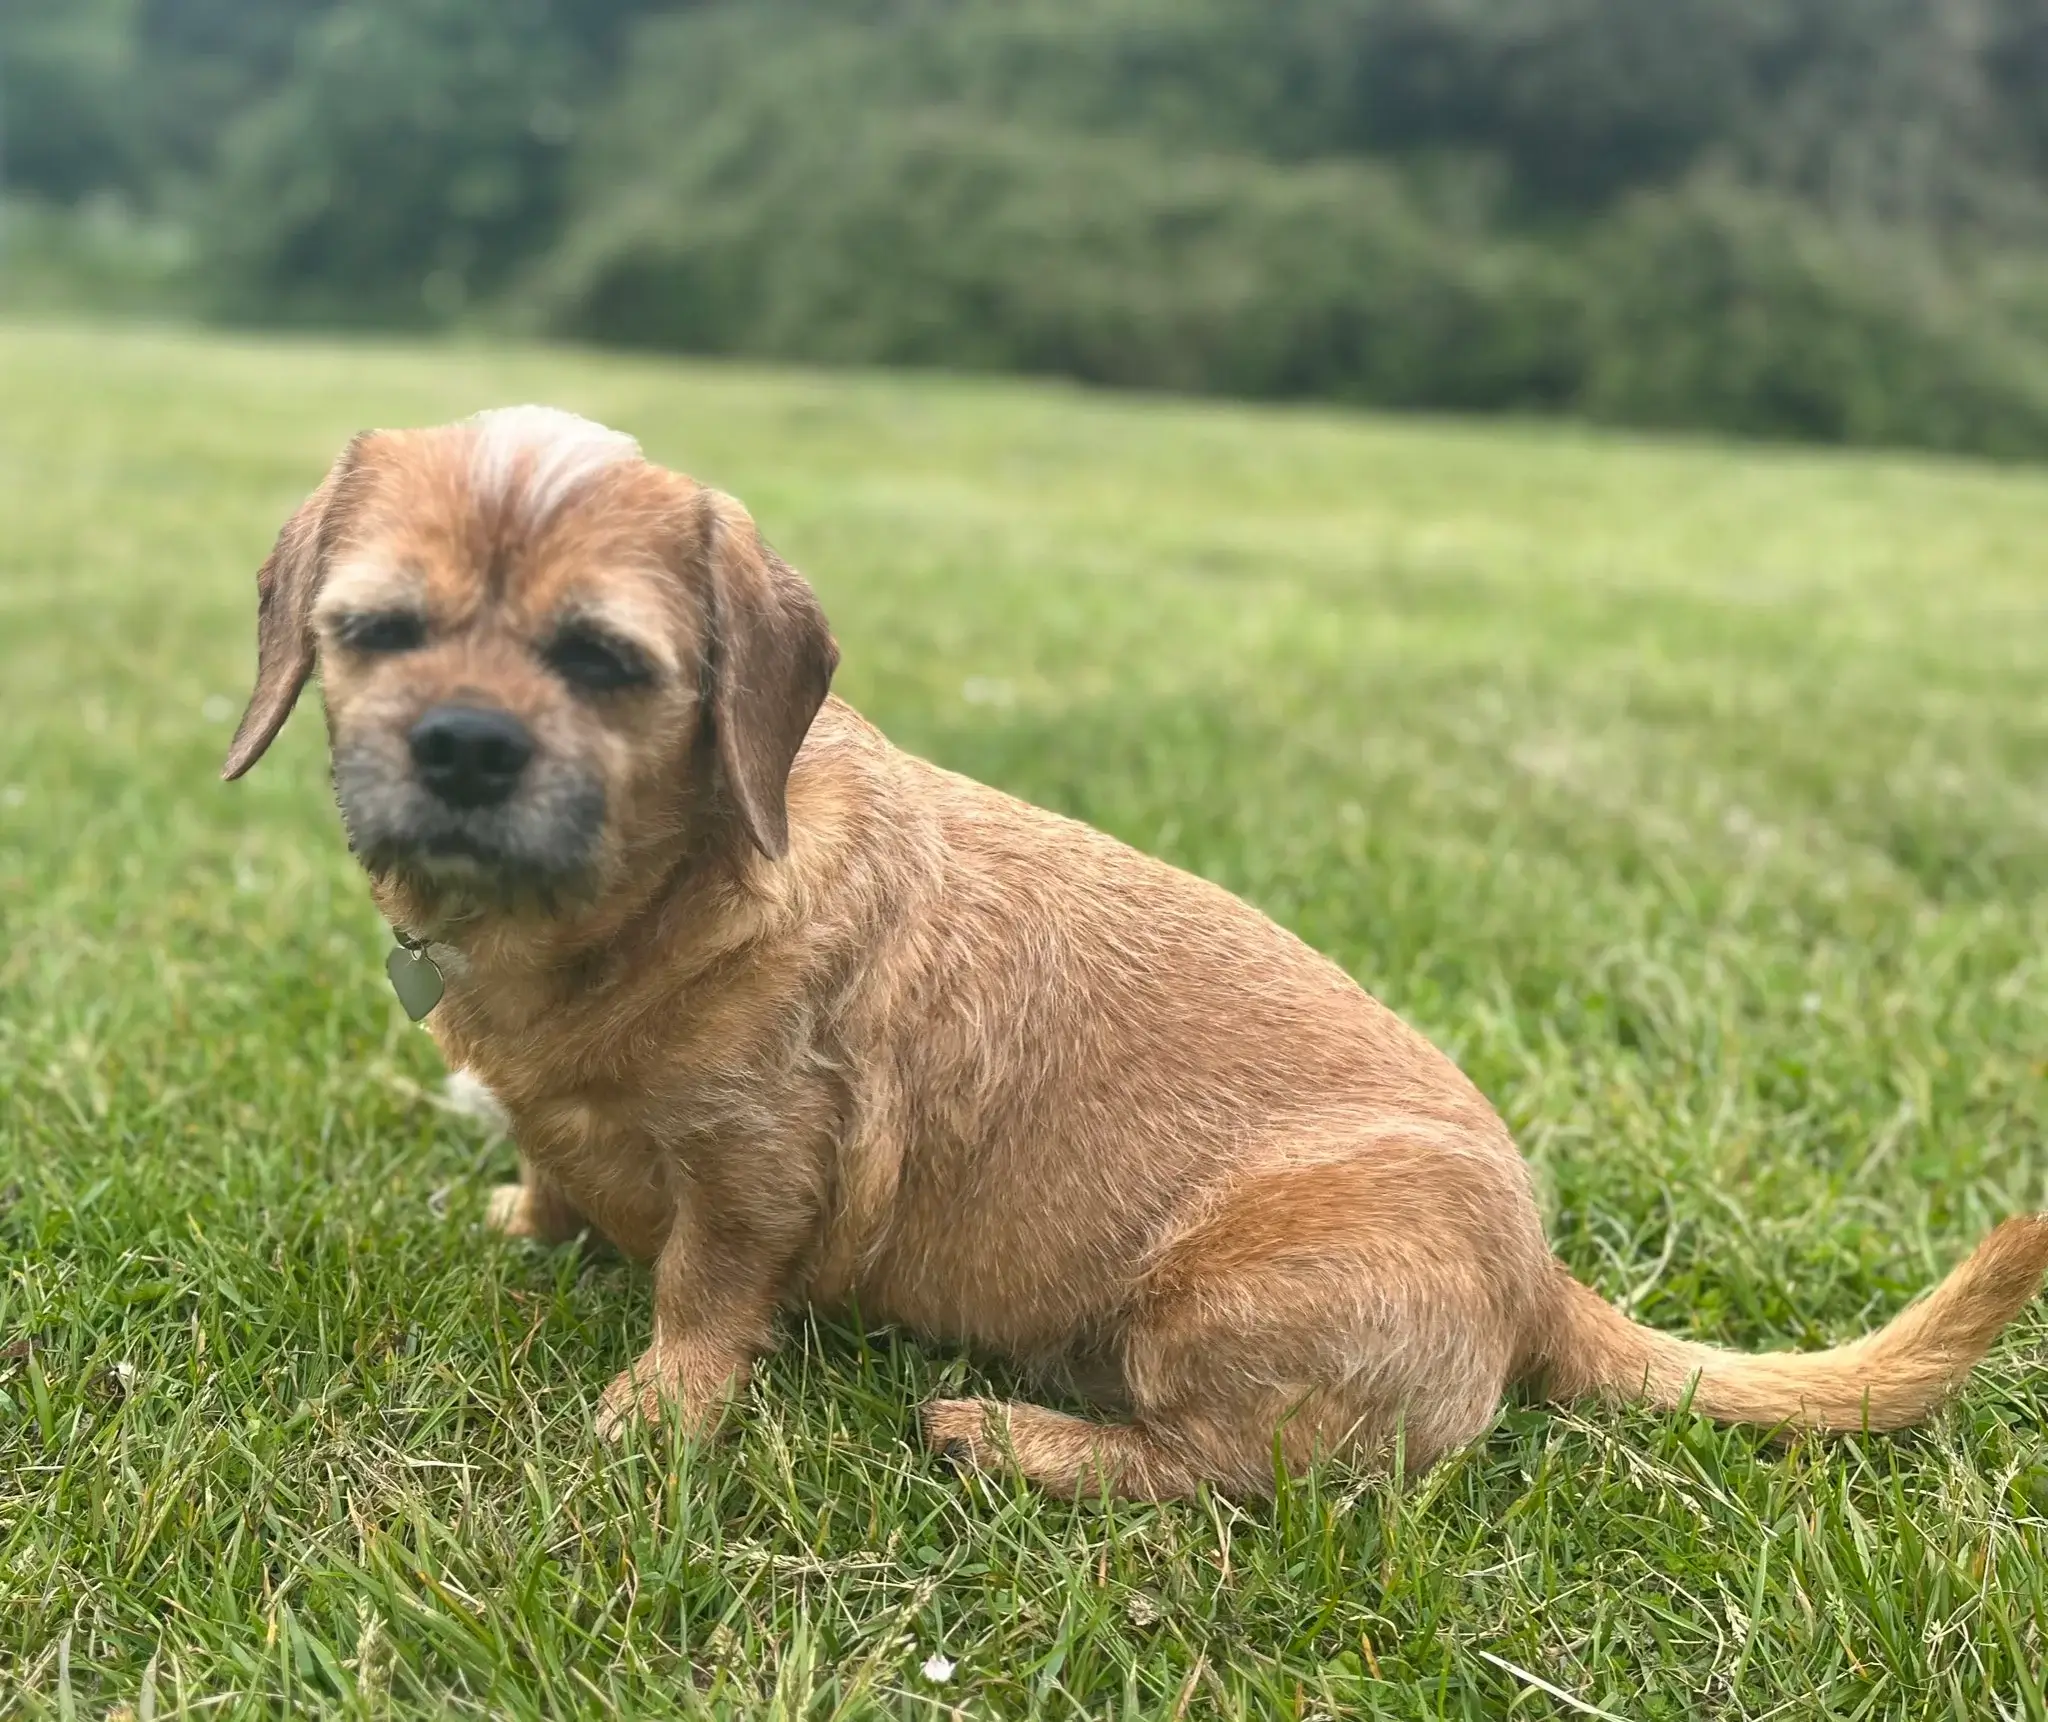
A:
[529,120,2048,452]
[8,0,2048,455]
[531,112,1585,411]
[526,4,2048,452]
[1580,187,2048,455]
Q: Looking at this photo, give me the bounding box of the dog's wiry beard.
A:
[332,741,608,916]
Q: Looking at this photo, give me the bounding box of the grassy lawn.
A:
[3,319,2047,1719]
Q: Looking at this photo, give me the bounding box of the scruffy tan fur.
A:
[224,413,2048,1498]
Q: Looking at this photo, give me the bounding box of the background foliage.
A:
[7,0,2048,452]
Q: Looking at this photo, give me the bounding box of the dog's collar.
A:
[385,926,445,1022]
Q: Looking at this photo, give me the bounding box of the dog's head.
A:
[223,408,837,910]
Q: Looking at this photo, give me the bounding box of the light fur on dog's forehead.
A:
[466,406,642,524]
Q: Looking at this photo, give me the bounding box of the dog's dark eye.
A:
[545,626,652,694]
[336,610,426,654]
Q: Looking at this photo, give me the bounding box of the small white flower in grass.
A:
[201,694,234,723]
[920,1652,955,1683]
[1,785,24,808]
[961,676,1015,708]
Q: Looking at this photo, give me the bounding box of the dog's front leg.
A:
[593,1188,787,1443]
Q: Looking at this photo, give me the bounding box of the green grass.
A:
[2,319,2047,1719]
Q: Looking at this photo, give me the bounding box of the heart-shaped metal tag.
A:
[385,940,445,1022]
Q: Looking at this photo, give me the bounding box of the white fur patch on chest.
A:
[442,1067,512,1136]
[467,405,641,525]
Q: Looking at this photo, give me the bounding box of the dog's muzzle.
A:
[332,714,605,894]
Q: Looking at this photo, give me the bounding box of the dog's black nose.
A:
[408,705,534,809]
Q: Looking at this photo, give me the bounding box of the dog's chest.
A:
[501,1086,672,1258]
[483,1028,793,1252]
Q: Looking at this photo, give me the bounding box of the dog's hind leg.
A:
[920,1397,1204,1499]
[924,1142,1548,1497]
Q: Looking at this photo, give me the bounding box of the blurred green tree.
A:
[201,0,581,323]
[6,0,2048,452]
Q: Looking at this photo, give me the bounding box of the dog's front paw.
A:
[920,1397,1004,1471]
[595,1364,681,1442]
[594,1349,735,1443]
[485,1179,587,1244]
[594,1369,657,1442]
[485,1182,540,1237]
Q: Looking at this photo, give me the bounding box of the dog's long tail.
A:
[1531,1215,2048,1432]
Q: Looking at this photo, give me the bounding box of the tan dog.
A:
[224,408,2048,1497]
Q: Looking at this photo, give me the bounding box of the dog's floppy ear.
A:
[697,490,839,860]
[222,435,370,781]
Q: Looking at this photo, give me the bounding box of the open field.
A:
[2,321,2046,1718]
